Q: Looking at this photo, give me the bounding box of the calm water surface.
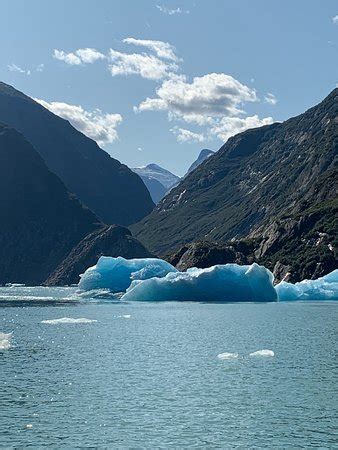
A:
[0,287,337,448]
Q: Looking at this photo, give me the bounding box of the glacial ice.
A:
[78,256,338,302]
[121,263,277,302]
[217,352,239,360]
[41,317,97,324]
[276,270,338,301]
[79,256,177,293]
[0,332,12,350]
[249,349,275,357]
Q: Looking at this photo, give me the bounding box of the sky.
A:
[0,0,337,176]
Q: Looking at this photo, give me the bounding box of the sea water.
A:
[0,287,337,448]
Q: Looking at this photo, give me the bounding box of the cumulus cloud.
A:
[108,49,178,80]
[35,99,122,145]
[7,63,31,75]
[53,48,105,65]
[135,73,258,122]
[210,115,273,141]
[264,92,277,105]
[170,126,205,143]
[156,5,189,15]
[332,15,338,24]
[123,37,179,61]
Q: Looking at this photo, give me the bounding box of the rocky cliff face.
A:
[132,89,337,282]
[0,82,154,226]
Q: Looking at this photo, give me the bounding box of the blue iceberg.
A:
[78,256,177,293]
[120,263,277,302]
[276,270,338,301]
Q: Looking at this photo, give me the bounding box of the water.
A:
[1,287,337,448]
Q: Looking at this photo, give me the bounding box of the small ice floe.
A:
[249,349,274,357]
[217,352,239,360]
[0,332,12,350]
[41,317,97,325]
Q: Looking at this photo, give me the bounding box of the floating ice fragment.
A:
[79,256,177,293]
[249,349,274,357]
[276,270,338,301]
[0,332,12,350]
[41,317,97,324]
[121,263,277,302]
[217,352,239,360]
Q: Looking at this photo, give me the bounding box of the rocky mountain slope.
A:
[133,89,337,280]
[0,82,154,226]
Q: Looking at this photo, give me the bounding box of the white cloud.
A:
[135,73,258,122]
[35,99,122,146]
[171,126,205,143]
[7,64,31,75]
[108,49,178,80]
[332,15,338,24]
[53,48,105,65]
[123,37,179,62]
[36,63,44,72]
[264,92,277,105]
[210,115,273,141]
[156,5,189,15]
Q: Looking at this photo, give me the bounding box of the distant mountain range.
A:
[185,149,214,176]
[0,82,154,226]
[132,89,337,282]
[133,150,214,203]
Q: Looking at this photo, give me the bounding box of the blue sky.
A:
[0,0,337,175]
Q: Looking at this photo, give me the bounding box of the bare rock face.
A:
[165,241,253,272]
[45,225,154,286]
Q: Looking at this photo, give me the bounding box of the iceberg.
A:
[276,270,338,301]
[77,255,338,302]
[121,263,277,302]
[78,256,177,293]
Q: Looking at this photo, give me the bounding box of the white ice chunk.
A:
[249,349,274,357]
[217,352,239,359]
[0,332,12,350]
[78,256,177,293]
[121,263,277,302]
[276,269,338,301]
[41,317,97,324]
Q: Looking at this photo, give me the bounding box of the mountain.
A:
[132,89,337,280]
[45,225,154,286]
[185,149,214,176]
[132,163,180,190]
[0,122,101,285]
[0,82,154,226]
[133,174,167,204]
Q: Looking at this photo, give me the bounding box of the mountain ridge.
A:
[132,88,337,280]
[0,81,154,226]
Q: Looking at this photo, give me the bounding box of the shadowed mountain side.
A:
[0,123,101,285]
[0,82,154,226]
[45,225,154,286]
